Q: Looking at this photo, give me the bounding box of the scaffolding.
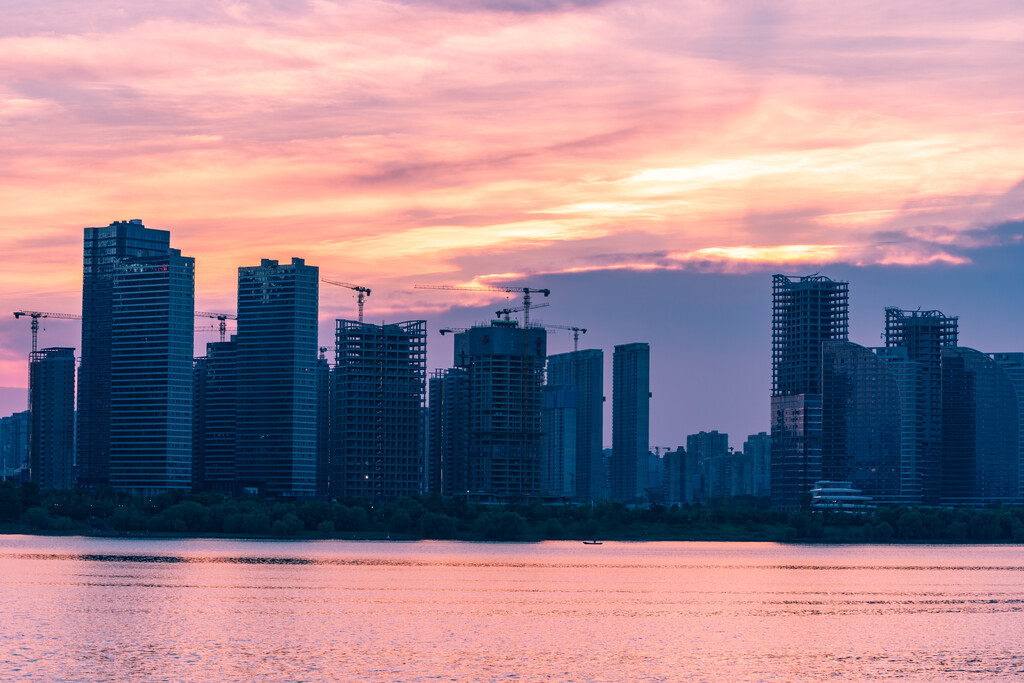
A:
[771,274,849,396]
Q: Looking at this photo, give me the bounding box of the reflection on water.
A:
[1,537,1022,681]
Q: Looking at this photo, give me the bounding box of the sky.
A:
[2,0,1023,447]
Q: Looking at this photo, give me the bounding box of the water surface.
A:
[1,537,1022,681]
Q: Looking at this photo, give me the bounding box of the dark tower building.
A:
[331,320,426,502]
[236,258,319,498]
[192,339,238,494]
[611,342,650,504]
[426,367,470,496]
[79,220,171,488]
[883,308,957,504]
[29,347,76,489]
[109,249,195,494]
[440,320,546,500]
[770,274,849,509]
[316,351,331,498]
[546,349,604,502]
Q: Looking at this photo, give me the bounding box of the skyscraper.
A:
[331,320,426,502]
[192,338,238,494]
[79,220,171,488]
[546,349,604,501]
[28,347,75,489]
[611,342,650,504]
[770,274,848,509]
[109,249,195,494]
[426,366,470,496]
[236,258,319,498]
[540,385,577,498]
[443,320,547,500]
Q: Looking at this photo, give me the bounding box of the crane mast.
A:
[414,284,550,328]
[12,310,81,353]
[195,311,237,343]
[322,278,371,323]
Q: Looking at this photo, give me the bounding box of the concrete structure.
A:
[540,385,577,498]
[109,249,195,494]
[611,342,650,504]
[331,320,426,502]
[426,367,470,496]
[546,349,604,501]
[28,348,76,489]
[236,258,319,498]
[743,432,771,498]
[770,274,848,509]
[79,220,171,488]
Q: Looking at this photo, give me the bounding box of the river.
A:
[0,537,1021,681]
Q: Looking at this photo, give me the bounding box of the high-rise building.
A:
[991,352,1024,503]
[610,342,650,504]
[109,249,195,494]
[331,320,426,502]
[770,274,848,509]
[316,351,331,498]
[28,347,76,489]
[236,258,319,498]
[0,411,30,479]
[686,430,730,501]
[743,432,771,498]
[192,339,238,494]
[883,308,957,504]
[440,320,546,500]
[821,341,903,504]
[540,385,577,498]
[546,349,604,501]
[426,367,470,496]
[79,220,171,488]
[941,347,1020,505]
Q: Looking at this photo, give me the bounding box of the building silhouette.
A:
[331,320,426,502]
[743,432,771,498]
[192,338,238,494]
[540,385,577,498]
[235,258,319,497]
[431,320,546,500]
[546,349,604,501]
[29,347,76,489]
[1,411,30,479]
[109,249,195,494]
[770,274,849,509]
[610,342,650,503]
[426,367,470,496]
[79,220,172,488]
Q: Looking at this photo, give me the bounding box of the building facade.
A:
[546,349,604,501]
[331,320,426,502]
[236,258,319,497]
[540,385,577,498]
[610,342,650,504]
[770,274,849,509]
[28,347,76,489]
[79,220,171,488]
[192,338,238,494]
[109,249,195,494]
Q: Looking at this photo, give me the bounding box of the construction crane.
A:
[414,284,550,328]
[536,322,588,351]
[494,302,549,322]
[12,310,81,353]
[438,328,469,335]
[195,311,237,343]
[322,278,371,323]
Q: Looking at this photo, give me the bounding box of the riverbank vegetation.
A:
[1,481,1023,543]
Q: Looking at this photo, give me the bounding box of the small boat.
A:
[582,540,603,545]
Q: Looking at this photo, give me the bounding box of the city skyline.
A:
[3,1,1024,448]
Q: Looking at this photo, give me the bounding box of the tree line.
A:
[1,481,1023,543]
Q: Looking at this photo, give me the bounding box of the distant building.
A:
[28,348,76,489]
[109,249,195,494]
[991,352,1024,503]
[611,342,650,504]
[192,339,238,494]
[331,320,426,502]
[0,411,30,479]
[770,274,849,509]
[236,258,319,498]
[687,430,730,501]
[546,349,604,501]
[743,432,771,498]
[438,320,546,500]
[316,351,331,498]
[662,446,686,504]
[426,367,470,496]
[540,385,577,498]
[79,220,172,488]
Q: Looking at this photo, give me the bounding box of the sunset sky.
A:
[2,0,1023,446]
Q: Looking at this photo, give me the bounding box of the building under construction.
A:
[331,320,426,502]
